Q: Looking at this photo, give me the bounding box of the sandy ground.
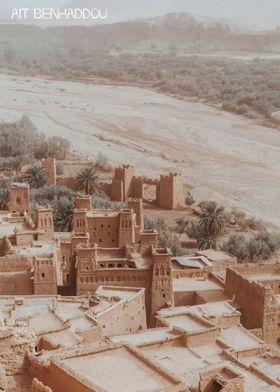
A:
[1,73,280,227]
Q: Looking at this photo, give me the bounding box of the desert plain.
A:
[1,73,280,226]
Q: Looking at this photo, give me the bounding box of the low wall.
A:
[56,176,76,191]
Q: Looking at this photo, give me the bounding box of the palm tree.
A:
[23,163,48,189]
[75,166,100,195]
[197,201,225,250]
[53,197,74,232]
[199,201,225,238]
[197,233,219,250]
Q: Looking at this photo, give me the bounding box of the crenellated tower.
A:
[150,247,174,323]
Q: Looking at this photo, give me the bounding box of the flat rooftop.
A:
[247,273,280,282]
[173,276,223,292]
[70,315,97,332]
[190,301,240,318]
[220,326,264,351]
[0,220,29,237]
[111,328,179,346]
[11,305,64,334]
[191,341,225,364]
[95,286,143,301]
[158,302,239,319]
[60,346,178,392]
[140,339,207,389]
[0,292,131,332]
[43,329,81,348]
[196,249,236,263]
[161,313,213,333]
[86,211,119,218]
[241,355,280,382]
[227,362,280,392]
[13,242,56,257]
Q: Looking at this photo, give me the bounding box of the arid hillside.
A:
[0,13,280,50]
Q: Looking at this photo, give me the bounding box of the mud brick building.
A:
[224,263,280,344]
[108,164,184,210]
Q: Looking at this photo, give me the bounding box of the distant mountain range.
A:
[1,12,280,52]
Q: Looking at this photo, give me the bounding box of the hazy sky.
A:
[1,0,279,28]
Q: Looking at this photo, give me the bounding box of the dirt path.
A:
[1,73,280,227]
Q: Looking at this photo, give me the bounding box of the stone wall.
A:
[158,173,184,210]
[76,267,152,323]
[9,183,30,214]
[225,267,279,343]
[0,255,33,294]
[150,248,174,323]
[56,176,76,190]
[95,288,147,336]
[225,268,266,329]
[42,158,56,185]
[110,165,184,210]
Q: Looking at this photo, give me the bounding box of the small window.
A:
[41,272,45,278]
[16,197,21,204]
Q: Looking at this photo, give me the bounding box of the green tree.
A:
[30,184,75,231]
[192,201,226,250]
[23,163,48,189]
[47,136,71,159]
[199,201,225,237]
[75,166,100,195]
[53,197,75,232]
[0,187,10,210]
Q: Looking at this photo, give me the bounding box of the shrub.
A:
[175,216,189,236]
[185,192,195,206]
[185,220,201,239]
[247,231,280,262]
[230,207,265,231]
[144,216,185,256]
[222,234,249,262]
[222,231,280,263]
[92,194,124,210]
[47,136,71,159]
[30,185,75,231]
[0,115,71,161]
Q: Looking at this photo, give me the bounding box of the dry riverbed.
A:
[1,73,280,227]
